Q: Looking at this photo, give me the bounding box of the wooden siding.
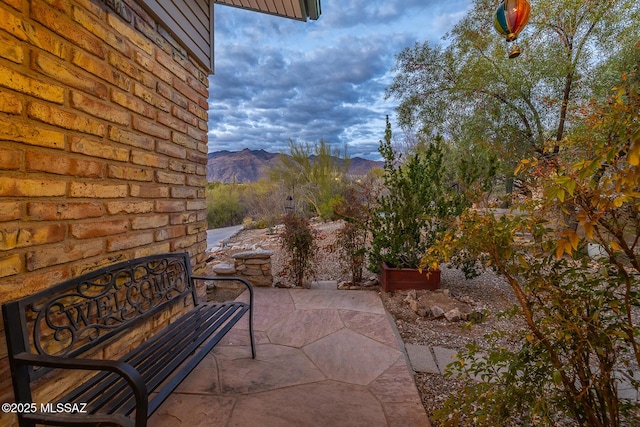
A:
[141,0,214,71]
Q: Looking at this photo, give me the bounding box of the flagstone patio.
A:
[149,286,430,426]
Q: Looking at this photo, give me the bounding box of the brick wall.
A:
[0,0,210,416]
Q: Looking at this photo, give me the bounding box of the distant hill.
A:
[207,148,383,182]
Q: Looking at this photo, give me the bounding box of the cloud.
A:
[208,0,469,159]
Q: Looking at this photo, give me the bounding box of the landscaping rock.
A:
[444,308,461,322]
[430,305,445,319]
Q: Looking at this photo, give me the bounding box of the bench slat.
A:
[58,302,248,418]
[2,253,256,427]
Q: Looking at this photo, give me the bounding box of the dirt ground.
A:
[206,220,521,420]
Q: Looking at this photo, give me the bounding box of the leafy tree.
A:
[387,0,640,166]
[206,182,245,228]
[269,139,350,218]
[427,59,640,427]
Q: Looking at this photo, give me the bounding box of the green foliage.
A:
[368,117,468,270]
[206,182,244,228]
[269,139,350,218]
[387,0,640,168]
[331,177,381,283]
[280,214,317,287]
[427,63,640,427]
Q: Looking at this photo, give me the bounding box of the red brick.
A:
[106,231,154,252]
[0,264,71,300]
[130,151,168,168]
[169,159,196,174]
[132,116,170,139]
[156,141,186,159]
[71,49,131,90]
[154,48,187,82]
[0,89,23,113]
[27,202,104,220]
[171,234,197,251]
[0,223,66,250]
[134,51,171,84]
[157,81,188,108]
[155,200,184,213]
[154,225,185,241]
[0,202,21,221]
[0,63,64,103]
[70,219,129,239]
[172,78,202,104]
[170,132,196,150]
[186,200,206,211]
[70,136,130,161]
[0,177,66,197]
[107,164,153,181]
[156,170,184,185]
[171,186,197,199]
[0,116,65,148]
[72,6,132,58]
[131,214,168,230]
[157,111,187,133]
[0,147,21,169]
[170,212,196,225]
[26,240,103,271]
[32,51,108,99]
[129,184,169,198]
[70,91,130,125]
[111,89,155,117]
[108,126,154,150]
[133,83,171,112]
[26,151,103,177]
[69,182,127,198]
[106,200,153,214]
[31,1,106,59]
[0,254,22,278]
[28,102,106,136]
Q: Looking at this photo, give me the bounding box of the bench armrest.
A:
[192,276,256,358]
[13,353,148,427]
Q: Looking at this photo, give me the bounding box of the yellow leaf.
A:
[629,139,640,166]
[611,241,621,251]
[614,196,626,207]
[556,243,565,260]
[583,222,594,240]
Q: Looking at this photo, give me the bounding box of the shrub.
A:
[280,214,317,287]
[427,65,640,427]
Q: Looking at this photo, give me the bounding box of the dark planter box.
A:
[379,262,441,292]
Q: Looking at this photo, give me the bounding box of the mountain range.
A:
[207,148,383,182]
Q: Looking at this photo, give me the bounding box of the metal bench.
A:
[2,252,255,427]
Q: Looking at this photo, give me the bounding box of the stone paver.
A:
[432,346,459,373]
[150,287,431,427]
[405,344,439,374]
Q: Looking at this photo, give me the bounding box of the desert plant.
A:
[280,214,317,287]
[368,117,468,271]
[331,177,381,283]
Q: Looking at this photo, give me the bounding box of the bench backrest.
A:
[2,253,198,380]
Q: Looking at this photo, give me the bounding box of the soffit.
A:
[214,0,321,21]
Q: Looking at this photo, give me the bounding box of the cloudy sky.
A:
[208,0,469,160]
